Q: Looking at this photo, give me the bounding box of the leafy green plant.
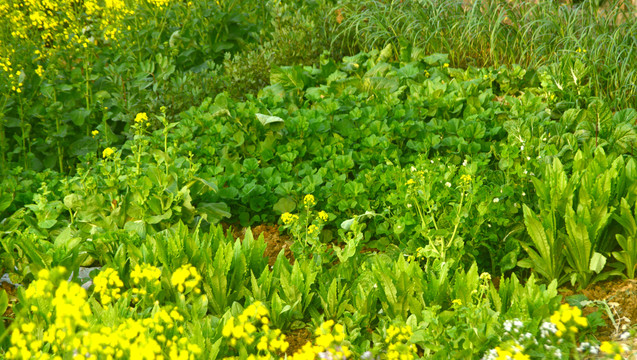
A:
[612,198,637,279]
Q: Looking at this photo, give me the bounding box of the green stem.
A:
[53,90,63,173]
[445,191,465,262]
[84,56,91,137]
[0,96,7,172]
[18,96,27,170]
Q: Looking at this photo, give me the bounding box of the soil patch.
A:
[224,223,295,266]
[562,279,637,344]
[285,327,312,355]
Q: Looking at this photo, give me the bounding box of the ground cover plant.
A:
[1,0,637,359]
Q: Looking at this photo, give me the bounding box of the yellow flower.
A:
[303,194,316,207]
[134,112,148,123]
[318,211,328,222]
[281,212,299,225]
[452,299,462,306]
[307,224,318,235]
[443,63,449,68]
[406,179,416,185]
[102,147,115,158]
[460,174,472,184]
[91,130,99,137]
[600,341,614,353]
[170,264,201,293]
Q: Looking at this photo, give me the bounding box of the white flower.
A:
[462,159,468,166]
[411,166,417,172]
[522,192,526,196]
[520,145,524,151]
[493,198,500,203]
[503,320,513,332]
[430,160,434,164]
[526,156,531,161]
[445,182,451,187]
[523,169,528,175]
[620,331,630,340]
[407,203,412,208]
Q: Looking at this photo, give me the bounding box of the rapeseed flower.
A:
[303,194,316,207]
[102,147,115,158]
[281,212,299,225]
[171,264,201,293]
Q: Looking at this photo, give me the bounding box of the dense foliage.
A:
[1,0,636,359]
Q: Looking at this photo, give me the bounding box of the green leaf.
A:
[270,66,307,91]
[0,289,8,316]
[0,193,12,212]
[256,113,284,126]
[273,197,296,214]
[589,252,607,273]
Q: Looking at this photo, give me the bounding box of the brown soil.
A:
[561,279,637,347]
[284,327,312,355]
[224,223,295,266]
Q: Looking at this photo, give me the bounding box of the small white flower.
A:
[462,159,468,166]
[522,192,526,196]
[524,169,528,175]
[530,172,535,176]
[537,155,542,159]
[411,166,417,172]
[526,156,531,161]
[620,331,630,340]
[493,198,500,203]
[430,160,434,164]
[520,145,524,151]
[503,320,513,332]
[487,223,491,228]
[373,283,378,289]
[407,203,412,208]
[445,182,452,187]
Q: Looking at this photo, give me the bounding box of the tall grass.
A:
[332,0,637,108]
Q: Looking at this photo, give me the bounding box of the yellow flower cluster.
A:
[135,112,149,123]
[549,304,588,337]
[131,263,162,300]
[291,320,350,360]
[132,263,162,285]
[222,301,289,356]
[385,325,417,360]
[460,174,472,184]
[281,212,299,225]
[170,264,201,293]
[490,345,530,360]
[318,211,329,222]
[600,341,626,360]
[304,194,316,207]
[103,147,116,158]
[0,54,22,94]
[307,224,319,235]
[7,266,203,360]
[93,268,124,306]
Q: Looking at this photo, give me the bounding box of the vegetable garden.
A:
[0,0,636,358]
